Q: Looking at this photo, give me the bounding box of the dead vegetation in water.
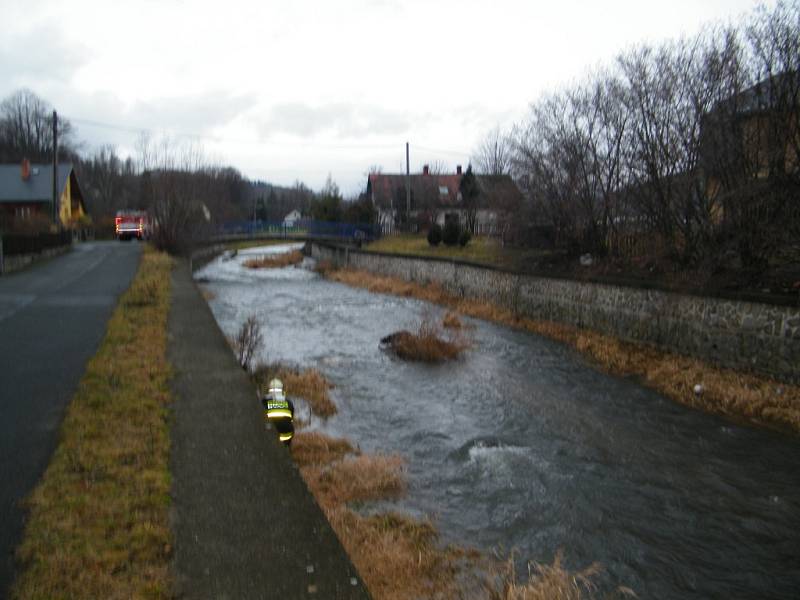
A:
[291,431,358,466]
[382,316,471,362]
[443,310,466,329]
[321,266,800,433]
[301,454,406,507]
[484,552,635,600]
[294,431,605,599]
[251,363,337,417]
[291,430,484,599]
[243,249,304,269]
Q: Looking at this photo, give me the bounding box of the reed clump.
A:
[243,249,304,269]
[442,311,465,329]
[486,552,622,600]
[252,363,337,417]
[322,265,800,433]
[382,317,470,362]
[291,431,358,466]
[301,454,406,507]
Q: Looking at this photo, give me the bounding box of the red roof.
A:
[367,171,522,212]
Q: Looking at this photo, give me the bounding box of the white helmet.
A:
[268,378,284,395]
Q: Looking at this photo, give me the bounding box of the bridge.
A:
[210,219,380,245]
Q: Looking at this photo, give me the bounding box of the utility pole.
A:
[405,141,410,232]
[52,110,58,226]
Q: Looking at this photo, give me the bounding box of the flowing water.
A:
[196,245,800,599]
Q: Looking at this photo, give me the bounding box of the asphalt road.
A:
[0,240,142,597]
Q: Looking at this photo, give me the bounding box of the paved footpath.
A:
[168,260,370,600]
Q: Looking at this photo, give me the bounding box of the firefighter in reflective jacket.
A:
[263,378,294,445]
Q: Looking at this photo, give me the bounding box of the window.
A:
[439,186,449,196]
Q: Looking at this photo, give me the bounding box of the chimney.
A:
[21,158,31,181]
[456,165,462,175]
[422,164,429,175]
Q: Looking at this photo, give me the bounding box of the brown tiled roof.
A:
[367,172,522,211]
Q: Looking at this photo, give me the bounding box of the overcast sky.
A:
[0,0,774,195]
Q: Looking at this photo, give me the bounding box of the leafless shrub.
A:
[231,315,263,371]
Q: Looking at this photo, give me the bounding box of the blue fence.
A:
[216,219,380,242]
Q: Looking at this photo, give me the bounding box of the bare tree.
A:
[0,88,75,162]
[473,126,513,176]
[138,134,212,253]
[426,159,450,175]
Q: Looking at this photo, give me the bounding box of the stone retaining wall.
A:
[310,242,800,383]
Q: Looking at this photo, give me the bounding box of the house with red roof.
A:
[366,165,522,236]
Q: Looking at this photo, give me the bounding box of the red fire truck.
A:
[115,210,151,241]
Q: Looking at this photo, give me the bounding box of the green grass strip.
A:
[13,247,174,599]
[365,233,552,269]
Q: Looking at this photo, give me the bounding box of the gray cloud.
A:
[257,102,413,139]
[128,92,258,136]
[0,22,90,91]
[54,90,258,158]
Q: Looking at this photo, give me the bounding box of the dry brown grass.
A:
[325,508,478,600]
[384,318,471,362]
[243,249,304,269]
[252,363,337,417]
[12,247,174,599]
[302,454,406,507]
[486,553,616,600]
[323,266,800,433]
[293,429,484,599]
[200,287,216,301]
[443,311,465,329]
[291,431,358,466]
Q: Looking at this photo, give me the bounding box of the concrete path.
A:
[168,260,370,600]
[0,241,143,597]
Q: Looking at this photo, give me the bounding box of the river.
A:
[195,244,800,599]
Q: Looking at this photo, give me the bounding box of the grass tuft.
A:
[252,363,338,417]
[486,552,611,600]
[301,454,406,507]
[291,431,358,467]
[12,247,174,599]
[323,265,800,433]
[442,311,465,329]
[383,317,470,362]
[243,250,304,269]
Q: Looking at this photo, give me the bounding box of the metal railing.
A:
[215,219,381,242]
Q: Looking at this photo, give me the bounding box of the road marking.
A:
[0,293,36,321]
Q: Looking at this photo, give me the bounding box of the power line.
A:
[414,144,472,158]
[69,115,403,152]
[71,115,473,158]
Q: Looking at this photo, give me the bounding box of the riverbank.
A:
[311,242,799,385]
[266,367,605,600]
[317,262,800,434]
[196,245,800,598]
[12,248,173,598]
